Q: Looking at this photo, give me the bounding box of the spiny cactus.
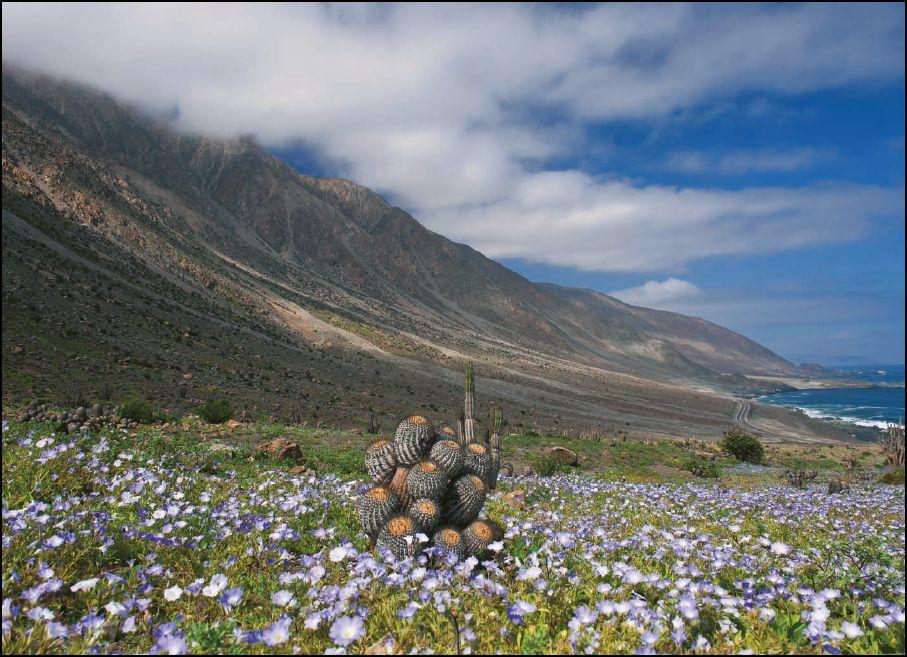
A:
[358,363,505,560]
[444,474,487,528]
[463,442,494,485]
[394,415,434,466]
[430,439,465,477]
[365,439,397,484]
[880,422,905,467]
[406,460,449,499]
[462,518,503,557]
[432,526,466,559]
[376,514,419,560]
[487,406,503,490]
[358,484,399,539]
[409,498,441,534]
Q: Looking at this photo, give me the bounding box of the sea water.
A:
[760,364,905,429]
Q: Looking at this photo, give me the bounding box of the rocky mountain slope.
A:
[3,67,846,440]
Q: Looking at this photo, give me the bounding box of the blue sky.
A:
[3,3,904,364]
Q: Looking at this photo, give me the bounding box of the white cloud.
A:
[610,277,702,307]
[663,147,835,175]
[1,3,903,272]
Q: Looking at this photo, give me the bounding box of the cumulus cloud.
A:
[610,278,701,307]
[1,3,903,272]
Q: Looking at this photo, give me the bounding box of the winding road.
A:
[733,399,761,435]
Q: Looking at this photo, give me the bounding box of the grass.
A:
[2,416,903,654]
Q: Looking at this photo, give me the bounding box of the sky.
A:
[2,2,904,365]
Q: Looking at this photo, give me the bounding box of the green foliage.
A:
[721,429,764,463]
[528,452,563,477]
[117,397,155,423]
[878,467,905,485]
[197,398,233,424]
[682,457,722,478]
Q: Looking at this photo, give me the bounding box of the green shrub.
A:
[682,457,721,479]
[720,429,764,463]
[878,467,905,485]
[198,398,233,424]
[118,397,155,424]
[528,453,562,477]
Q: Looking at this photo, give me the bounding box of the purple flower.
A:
[329,615,365,647]
[219,587,244,609]
[262,617,291,646]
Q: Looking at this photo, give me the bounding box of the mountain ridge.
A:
[4,67,846,441]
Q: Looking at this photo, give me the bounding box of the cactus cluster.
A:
[358,364,505,560]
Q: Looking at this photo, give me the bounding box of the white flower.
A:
[70,578,99,592]
[163,586,182,601]
[329,546,350,562]
[840,621,864,638]
[769,542,790,555]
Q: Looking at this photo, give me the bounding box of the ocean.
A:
[760,364,905,430]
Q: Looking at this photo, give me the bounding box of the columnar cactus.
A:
[358,363,505,560]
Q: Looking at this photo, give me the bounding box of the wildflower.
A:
[271,589,295,607]
[163,585,183,601]
[262,617,291,646]
[219,587,244,609]
[329,615,365,646]
[70,577,99,592]
[840,621,864,639]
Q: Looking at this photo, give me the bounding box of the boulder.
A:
[208,443,236,458]
[255,437,304,462]
[544,446,579,466]
[501,489,526,509]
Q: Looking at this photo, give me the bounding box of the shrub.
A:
[878,467,905,485]
[720,429,764,463]
[198,398,233,424]
[528,453,562,477]
[118,397,155,424]
[682,457,721,479]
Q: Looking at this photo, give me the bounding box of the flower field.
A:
[2,421,904,654]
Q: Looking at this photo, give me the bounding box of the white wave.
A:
[793,406,901,430]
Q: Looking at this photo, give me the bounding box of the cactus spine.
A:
[462,363,476,446]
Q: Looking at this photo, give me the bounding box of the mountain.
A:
[2,67,847,441]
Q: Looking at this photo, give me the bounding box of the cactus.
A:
[880,422,905,467]
[462,518,502,557]
[393,415,434,466]
[358,364,506,559]
[389,466,413,511]
[432,526,466,560]
[406,460,449,500]
[487,406,503,490]
[463,443,494,485]
[365,439,397,484]
[409,498,441,534]
[430,439,465,477]
[376,514,420,560]
[358,484,399,539]
[443,474,486,528]
[827,478,845,495]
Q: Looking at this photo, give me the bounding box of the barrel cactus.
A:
[463,442,493,485]
[357,364,505,560]
[358,484,398,539]
[365,439,397,483]
[444,474,487,528]
[430,439,465,477]
[376,514,420,560]
[409,498,441,534]
[462,518,502,557]
[394,415,434,466]
[432,526,466,559]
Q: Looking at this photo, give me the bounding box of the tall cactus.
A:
[463,363,476,446]
[488,405,503,490]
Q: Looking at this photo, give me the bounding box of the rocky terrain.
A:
[1,67,855,441]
